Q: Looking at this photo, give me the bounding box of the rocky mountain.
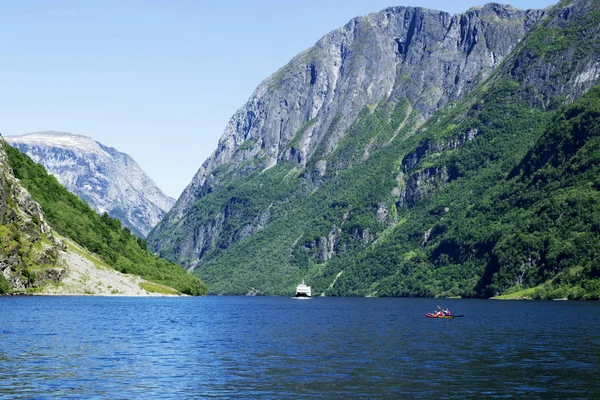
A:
[149,0,600,299]
[5,131,174,238]
[152,3,543,263]
[0,137,64,292]
[1,140,206,295]
[172,4,542,210]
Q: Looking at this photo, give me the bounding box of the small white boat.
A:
[295,280,311,297]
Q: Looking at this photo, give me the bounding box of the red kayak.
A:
[425,313,464,318]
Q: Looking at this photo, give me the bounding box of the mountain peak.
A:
[6,131,101,154]
[6,131,175,237]
[24,130,87,137]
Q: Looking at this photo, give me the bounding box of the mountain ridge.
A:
[6,131,174,237]
[175,3,544,201]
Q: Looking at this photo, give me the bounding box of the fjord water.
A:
[1,297,599,398]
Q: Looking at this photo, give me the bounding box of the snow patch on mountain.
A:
[5,131,174,237]
[9,131,103,154]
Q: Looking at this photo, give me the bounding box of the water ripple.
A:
[1,296,599,398]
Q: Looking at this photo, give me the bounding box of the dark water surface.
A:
[1,296,599,399]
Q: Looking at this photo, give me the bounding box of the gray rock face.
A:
[398,128,479,206]
[504,0,600,107]
[151,3,544,268]
[0,139,64,290]
[175,4,542,207]
[6,132,175,237]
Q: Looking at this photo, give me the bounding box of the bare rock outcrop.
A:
[0,139,64,290]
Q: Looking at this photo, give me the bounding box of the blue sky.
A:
[0,0,556,198]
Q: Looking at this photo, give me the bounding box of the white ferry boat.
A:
[295,280,311,297]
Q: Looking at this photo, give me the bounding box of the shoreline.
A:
[3,291,186,297]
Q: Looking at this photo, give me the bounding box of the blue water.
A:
[1,296,599,399]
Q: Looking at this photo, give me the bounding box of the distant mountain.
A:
[5,131,174,237]
[149,0,600,299]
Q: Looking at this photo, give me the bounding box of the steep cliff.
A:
[151,3,544,268]
[0,137,64,292]
[6,131,174,237]
[150,0,600,298]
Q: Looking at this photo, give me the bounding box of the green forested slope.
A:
[328,85,600,300]
[189,78,550,296]
[190,81,600,299]
[3,143,207,295]
[176,98,421,295]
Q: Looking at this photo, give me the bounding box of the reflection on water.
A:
[1,296,599,398]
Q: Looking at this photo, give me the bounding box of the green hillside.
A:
[3,142,207,295]
[327,85,600,300]
[186,82,600,299]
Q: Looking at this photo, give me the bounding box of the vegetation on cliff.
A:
[1,139,64,293]
[325,84,600,300]
[0,274,9,294]
[3,142,207,295]
[183,79,600,299]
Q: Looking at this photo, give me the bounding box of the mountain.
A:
[5,131,174,238]
[151,3,543,265]
[149,0,600,299]
[1,139,206,295]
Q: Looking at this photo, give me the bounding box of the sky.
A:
[0,0,557,198]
